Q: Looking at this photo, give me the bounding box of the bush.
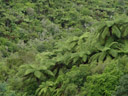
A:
[115,74,128,96]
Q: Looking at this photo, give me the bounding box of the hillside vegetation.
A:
[0,0,128,96]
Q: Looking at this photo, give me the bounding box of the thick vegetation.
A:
[0,0,128,96]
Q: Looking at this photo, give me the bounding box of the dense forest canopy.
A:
[0,0,128,96]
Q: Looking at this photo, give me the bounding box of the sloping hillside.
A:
[0,0,128,96]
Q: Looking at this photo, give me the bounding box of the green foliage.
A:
[0,82,25,96]
[83,59,123,96]
[36,81,55,96]
[115,74,128,96]
[1,0,128,96]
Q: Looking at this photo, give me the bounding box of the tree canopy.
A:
[0,0,128,96]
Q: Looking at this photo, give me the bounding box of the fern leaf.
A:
[97,22,106,33]
[98,52,106,61]
[102,47,110,52]
[89,53,100,63]
[24,69,35,75]
[106,21,114,27]
[38,66,47,70]
[112,25,121,38]
[39,88,45,96]
[101,27,109,39]
[122,27,128,37]
[82,55,87,62]
[34,71,42,79]
[73,56,79,64]
[109,49,118,57]
[45,70,54,77]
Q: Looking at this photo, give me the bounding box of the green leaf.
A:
[106,21,114,27]
[102,47,110,51]
[45,70,54,77]
[82,55,87,62]
[78,52,85,57]
[34,71,42,79]
[24,69,35,75]
[98,52,106,61]
[112,25,121,38]
[123,27,128,37]
[30,64,37,69]
[38,66,47,70]
[39,88,45,96]
[101,27,109,39]
[69,42,77,49]
[98,22,106,33]
[73,56,79,63]
[80,32,90,39]
[89,53,100,62]
[109,49,118,57]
